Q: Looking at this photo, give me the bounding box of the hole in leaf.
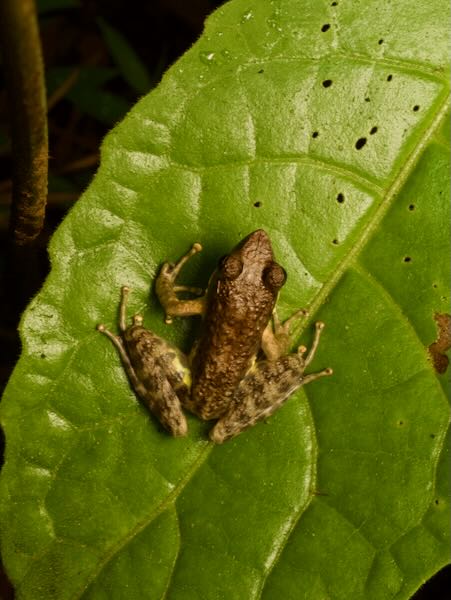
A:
[408,204,415,211]
[403,256,412,263]
[370,126,378,135]
[432,283,438,289]
[253,201,262,208]
[257,69,264,74]
[322,79,333,88]
[332,238,339,245]
[398,420,404,426]
[312,131,319,138]
[365,97,371,102]
[387,74,393,81]
[331,1,338,5]
[336,193,345,203]
[430,433,436,438]
[434,499,440,505]
[355,137,367,150]
[321,23,331,32]
[413,104,420,111]
[378,38,384,44]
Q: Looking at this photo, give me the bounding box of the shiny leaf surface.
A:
[1,0,450,598]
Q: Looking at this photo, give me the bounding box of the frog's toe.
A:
[209,425,227,444]
[171,420,188,437]
[209,420,238,444]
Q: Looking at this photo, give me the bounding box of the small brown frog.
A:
[97,230,332,443]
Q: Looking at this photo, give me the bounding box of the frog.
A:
[97,230,332,443]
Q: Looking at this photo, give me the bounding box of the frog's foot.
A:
[119,285,130,331]
[301,321,328,367]
[97,323,126,355]
[96,285,139,383]
[155,243,207,323]
[261,307,309,360]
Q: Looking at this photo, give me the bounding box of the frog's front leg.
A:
[97,286,189,437]
[210,321,332,444]
[156,242,207,323]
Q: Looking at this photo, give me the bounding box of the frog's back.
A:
[189,292,274,419]
[187,229,286,420]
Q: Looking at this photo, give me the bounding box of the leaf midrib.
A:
[73,443,212,599]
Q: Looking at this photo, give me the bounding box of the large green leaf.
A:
[1,0,450,598]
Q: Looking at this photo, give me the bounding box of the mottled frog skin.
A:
[97,230,332,443]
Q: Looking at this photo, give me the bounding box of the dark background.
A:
[0,1,449,597]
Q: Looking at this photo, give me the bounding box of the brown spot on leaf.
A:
[428,313,451,374]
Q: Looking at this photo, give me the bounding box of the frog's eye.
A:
[263,263,287,290]
[220,255,243,280]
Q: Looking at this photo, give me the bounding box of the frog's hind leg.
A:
[210,358,331,444]
[96,285,138,375]
[124,331,189,437]
[210,323,332,444]
[97,284,133,335]
[96,321,148,408]
[97,287,188,437]
[97,324,188,437]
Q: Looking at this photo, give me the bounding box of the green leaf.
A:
[97,18,152,95]
[1,0,450,598]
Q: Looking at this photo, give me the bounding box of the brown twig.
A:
[0,190,80,209]
[0,0,48,246]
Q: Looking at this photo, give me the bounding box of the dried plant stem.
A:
[0,0,48,246]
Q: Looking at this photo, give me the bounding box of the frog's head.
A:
[217,229,287,296]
